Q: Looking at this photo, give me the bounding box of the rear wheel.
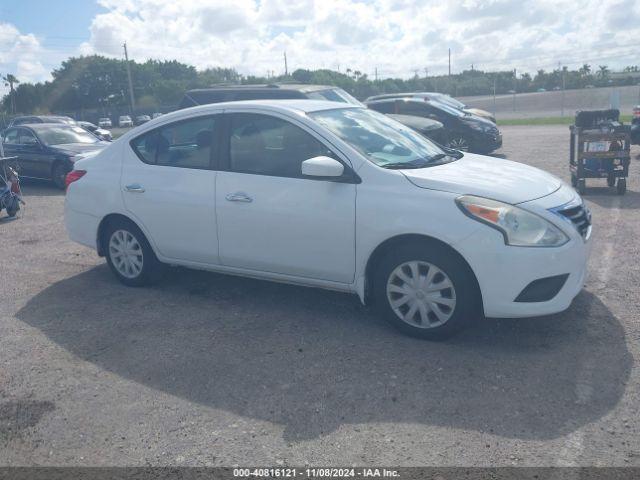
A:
[570,175,577,187]
[373,243,480,340]
[607,174,616,187]
[5,196,19,217]
[617,178,627,195]
[51,162,70,189]
[577,179,586,195]
[103,218,164,286]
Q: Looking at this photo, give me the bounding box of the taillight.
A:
[65,170,86,190]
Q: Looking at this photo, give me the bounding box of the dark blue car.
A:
[1,123,108,188]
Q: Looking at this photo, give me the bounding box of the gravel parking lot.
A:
[1,125,639,467]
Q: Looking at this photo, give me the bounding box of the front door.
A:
[215,112,356,284]
[120,115,220,264]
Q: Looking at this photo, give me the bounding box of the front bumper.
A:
[456,228,591,318]
[470,130,502,153]
[454,186,591,318]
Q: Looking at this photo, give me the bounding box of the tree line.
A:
[2,55,639,115]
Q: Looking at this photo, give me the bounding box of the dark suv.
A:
[179,84,363,109]
[366,97,502,154]
[178,84,447,143]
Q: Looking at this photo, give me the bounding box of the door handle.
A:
[125,183,145,193]
[225,192,253,203]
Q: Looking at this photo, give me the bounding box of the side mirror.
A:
[301,156,344,178]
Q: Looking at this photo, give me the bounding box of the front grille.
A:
[555,203,591,239]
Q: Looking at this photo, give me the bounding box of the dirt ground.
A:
[0,125,639,467]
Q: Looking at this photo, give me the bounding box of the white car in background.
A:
[118,115,133,128]
[98,117,112,128]
[65,101,591,339]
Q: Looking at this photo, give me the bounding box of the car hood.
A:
[50,143,108,156]
[400,153,562,204]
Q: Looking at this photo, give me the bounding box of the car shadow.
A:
[583,187,640,209]
[16,266,631,442]
[487,152,508,159]
[18,178,63,197]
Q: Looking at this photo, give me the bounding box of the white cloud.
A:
[4,0,640,97]
[0,22,50,96]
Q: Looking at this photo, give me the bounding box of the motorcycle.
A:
[0,157,23,218]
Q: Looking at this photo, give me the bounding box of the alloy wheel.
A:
[108,229,144,279]
[386,260,456,329]
[447,137,470,151]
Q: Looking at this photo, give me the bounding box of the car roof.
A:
[186,83,336,93]
[120,100,362,140]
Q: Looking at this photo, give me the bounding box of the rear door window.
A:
[131,116,217,169]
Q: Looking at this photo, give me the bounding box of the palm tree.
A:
[597,65,609,80]
[2,73,19,114]
[579,64,591,77]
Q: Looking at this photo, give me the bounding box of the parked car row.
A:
[178,84,501,154]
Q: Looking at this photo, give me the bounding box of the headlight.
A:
[465,122,486,131]
[456,195,569,247]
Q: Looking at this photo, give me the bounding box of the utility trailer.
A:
[569,109,630,195]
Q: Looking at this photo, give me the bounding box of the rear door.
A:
[121,115,220,264]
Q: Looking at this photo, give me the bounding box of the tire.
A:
[617,178,627,195]
[5,196,19,218]
[607,174,616,188]
[446,135,470,152]
[52,162,70,190]
[577,179,586,195]
[103,218,164,287]
[372,242,480,340]
[570,175,577,187]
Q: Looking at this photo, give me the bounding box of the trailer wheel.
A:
[607,174,616,188]
[577,179,586,195]
[617,178,626,195]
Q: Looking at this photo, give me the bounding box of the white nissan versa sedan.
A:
[65,100,592,339]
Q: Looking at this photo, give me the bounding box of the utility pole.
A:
[123,42,135,115]
[284,51,288,76]
[561,66,566,117]
[374,67,378,82]
[448,48,451,76]
[512,68,517,112]
[493,76,497,118]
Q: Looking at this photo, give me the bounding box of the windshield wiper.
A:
[381,154,448,169]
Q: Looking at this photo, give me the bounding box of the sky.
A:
[1,0,639,95]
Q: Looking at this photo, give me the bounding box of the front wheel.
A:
[446,135,470,152]
[373,243,480,340]
[104,219,164,286]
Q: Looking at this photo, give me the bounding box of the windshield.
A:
[310,108,454,168]
[36,126,99,145]
[307,88,363,106]
[433,94,466,109]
